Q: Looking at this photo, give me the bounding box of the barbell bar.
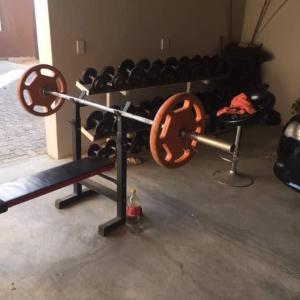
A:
[17,64,234,168]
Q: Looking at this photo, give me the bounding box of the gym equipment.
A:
[176,56,191,80]
[87,143,111,158]
[136,59,151,71]
[152,59,164,69]
[101,66,127,90]
[118,59,147,87]
[165,57,178,68]
[18,64,235,169]
[86,110,113,137]
[274,114,300,193]
[146,64,161,84]
[161,65,177,83]
[80,67,104,90]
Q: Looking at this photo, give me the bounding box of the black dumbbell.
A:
[102,104,121,133]
[136,59,151,71]
[86,111,113,137]
[118,59,147,87]
[147,60,164,84]
[105,138,117,158]
[190,55,204,80]
[88,144,110,159]
[165,56,178,68]
[80,67,105,90]
[202,56,214,77]
[101,66,127,90]
[176,56,191,80]
[126,135,142,154]
[152,59,165,69]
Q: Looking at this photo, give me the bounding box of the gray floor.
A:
[0,61,46,165]
[0,126,299,300]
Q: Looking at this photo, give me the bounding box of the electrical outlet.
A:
[76,40,85,55]
[160,38,170,51]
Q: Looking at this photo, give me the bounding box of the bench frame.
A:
[54,91,127,236]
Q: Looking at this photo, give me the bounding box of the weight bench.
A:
[0,157,114,217]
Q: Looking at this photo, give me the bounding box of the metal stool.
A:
[213,125,253,187]
[213,90,276,187]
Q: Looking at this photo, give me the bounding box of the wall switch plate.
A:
[76,40,85,55]
[160,38,170,51]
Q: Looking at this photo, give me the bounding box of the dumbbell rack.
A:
[58,74,227,235]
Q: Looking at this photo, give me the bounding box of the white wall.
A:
[36,0,243,158]
[242,0,299,123]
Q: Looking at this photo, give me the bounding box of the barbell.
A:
[17,64,234,168]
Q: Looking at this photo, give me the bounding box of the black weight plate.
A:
[88,144,101,157]
[147,65,161,84]
[86,111,104,129]
[81,67,97,84]
[112,73,127,89]
[101,66,115,83]
[152,59,164,69]
[136,59,151,70]
[202,56,214,77]
[128,67,147,86]
[119,59,135,72]
[165,56,178,67]
[161,65,177,83]
[176,64,190,81]
[91,76,105,90]
[105,138,116,154]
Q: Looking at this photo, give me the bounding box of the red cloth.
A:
[217,93,256,117]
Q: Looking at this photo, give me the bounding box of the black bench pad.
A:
[0,157,114,212]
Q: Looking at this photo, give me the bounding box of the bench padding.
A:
[0,157,114,211]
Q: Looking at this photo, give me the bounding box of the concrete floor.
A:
[0,126,299,300]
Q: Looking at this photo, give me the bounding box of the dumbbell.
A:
[202,56,214,77]
[136,59,151,71]
[86,111,113,137]
[118,59,147,87]
[102,104,121,133]
[176,56,191,80]
[105,138,117,158]
[190,55,204,80]
[126,134,142,154]
[147,60,164,84]
[101,66,127,90]
[88,144,110,159]
[80,67,105,90]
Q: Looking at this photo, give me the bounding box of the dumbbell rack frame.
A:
[56,75,227,236]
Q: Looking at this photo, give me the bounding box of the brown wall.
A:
[0,0,36,58]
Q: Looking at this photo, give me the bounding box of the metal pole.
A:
[46,90,234,153]
[231,125,242,173]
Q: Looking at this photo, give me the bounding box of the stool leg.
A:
[213,126,254,187]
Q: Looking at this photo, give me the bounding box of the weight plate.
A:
[150,93,205,168]
[17,64,67,117]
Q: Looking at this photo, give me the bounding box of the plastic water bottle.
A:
[126,188,142,232]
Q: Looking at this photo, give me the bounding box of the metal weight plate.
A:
[17,64,67,117]
[101,66,115,84]
[91,76,105,90]
[119,59,135,73]
[112,73,127,89]
[150,93,205,168]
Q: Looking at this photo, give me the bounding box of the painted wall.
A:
[37,0,244,158]
[241,0,297,123]
[0,0,37,58]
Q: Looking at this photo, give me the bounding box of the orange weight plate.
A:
[150,93,205,168]
[17,64,67,117]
